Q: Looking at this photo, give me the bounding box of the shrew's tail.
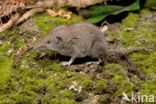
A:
[105,47,146,80]
[107,47,145,57]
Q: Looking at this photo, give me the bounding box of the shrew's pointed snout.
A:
[33,43,47,50]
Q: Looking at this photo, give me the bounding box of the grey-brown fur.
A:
[34,23,142,66]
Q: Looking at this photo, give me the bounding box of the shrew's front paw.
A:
[62,61,71,66]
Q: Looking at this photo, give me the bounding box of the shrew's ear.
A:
[56,36,63,42]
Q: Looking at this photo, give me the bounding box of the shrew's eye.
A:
[47,41,51,44]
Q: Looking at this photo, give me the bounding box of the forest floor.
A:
[0,8,156,104]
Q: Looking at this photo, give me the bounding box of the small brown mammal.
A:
[34,23,142,66]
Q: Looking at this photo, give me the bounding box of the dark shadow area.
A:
[1,15,10,23]
[99,12,128,24]
[106,0,135,6]
[49,54,99,65]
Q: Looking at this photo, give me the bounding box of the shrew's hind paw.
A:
[85,60,101,66]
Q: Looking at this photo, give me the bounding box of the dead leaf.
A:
[46,9,72,19]
[46,9,58,17]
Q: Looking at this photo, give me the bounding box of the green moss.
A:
[0,95,11,104]
[60,89,75,99]
[104,63,128,76]
[0,29,18,39]
[94,79,107,94]
[0,56,13,85]
[113,10,156,98]
[39,73,77,104]
[140,9,153,14]
[119,13,138,46]
[9,93,35,104]
[78,76,94,91]
[145,0,156,8]
[130,52,156,77]
[121,13,139,29]
[0,44,11,54]
[33,13,83,34]
[47,98,75,104]
[51,64,63,72]
[141,79,156,96]
[98,94,111,103]
[125,11,156,78]
[112,74,134,96]
[104,64,134,96]
[0,8,156,103]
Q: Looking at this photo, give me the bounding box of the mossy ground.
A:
[0,9,156,104]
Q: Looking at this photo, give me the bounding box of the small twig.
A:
[25,1,56,9]
[15,8,45,25]
[25,0,107,9]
